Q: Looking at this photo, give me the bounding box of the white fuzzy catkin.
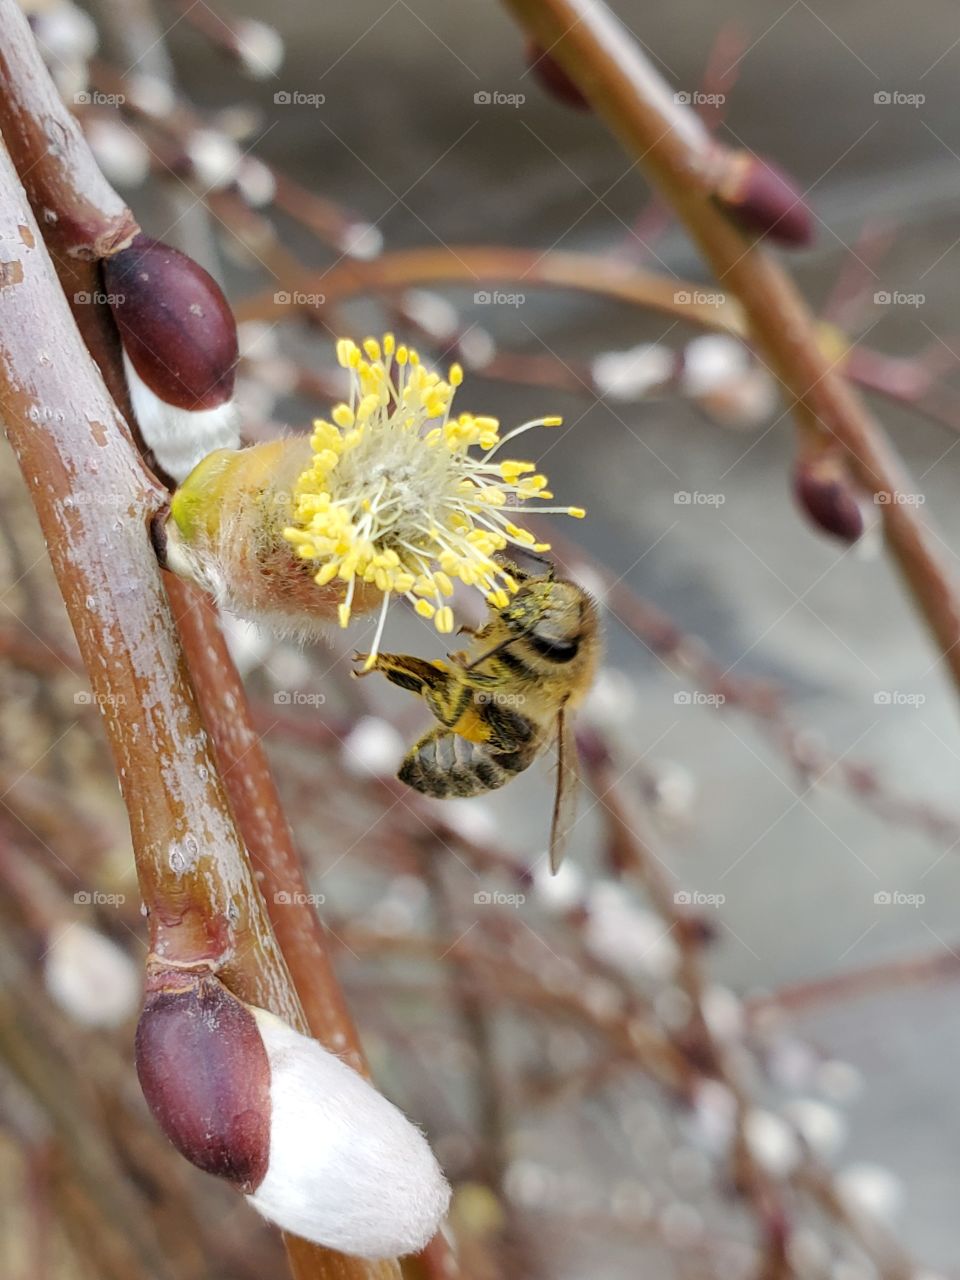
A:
[124,354,240,484]
[246,1008,450,1257]
[44,923,140,1028]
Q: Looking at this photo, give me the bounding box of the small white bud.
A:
[531,858,584,913]
[44,923,140,1028]
[247,1008,449,1256]
[186,129,242,190]
[815,1058,863,1104]
[782,1098,847,1162]
[341,716,406,777]
[128,73,176,119]
[234,19,285,78]
[84,119,151,188]
[436,795,498,843]
[236,157,277,208]
[457,326,496,370]
[679,335,750,398]
[701,985,743,1042]
[836,1162,903,1221]
[34,4,99,62]
[584,882,679,978]
[591,343,675,401]
[402,289,459,341]
[743,1109,801,1177]
[343,222,384,261]
[124,355,240,483]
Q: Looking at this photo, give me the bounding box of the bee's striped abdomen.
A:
[399,723,543,798]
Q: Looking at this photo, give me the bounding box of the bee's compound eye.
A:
[529,633,580,662]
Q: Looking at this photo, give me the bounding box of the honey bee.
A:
[355,562,600,871]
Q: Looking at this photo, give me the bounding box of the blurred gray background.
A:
[162,2,960,1266]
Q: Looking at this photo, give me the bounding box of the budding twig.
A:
[500,0,960,705]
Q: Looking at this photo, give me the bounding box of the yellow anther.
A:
[435,606,454,634]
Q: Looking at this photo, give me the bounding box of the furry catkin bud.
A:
[103,234,240,482]
[712,150,813,248]
[793,452,865,544]
[163,441,378,636]
[135,972,450,1257]
[44,923,140,1028]
[247,1006,450,1256]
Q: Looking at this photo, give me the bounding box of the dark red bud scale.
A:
[713,151,814,249]
[525,40,591,111]
[135,970,270,1191]
[793,453,865,544]
[102,234,238,410]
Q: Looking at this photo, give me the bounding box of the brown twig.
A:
[235,244,748,335]
[500,0,960,706]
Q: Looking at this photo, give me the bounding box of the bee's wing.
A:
[549,705,581,874]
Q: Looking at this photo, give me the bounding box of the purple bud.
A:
[714,151,814,248]
[793,453,865,543]
[103,234,238,411]
[135,971,270,1191]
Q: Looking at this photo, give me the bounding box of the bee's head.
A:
[502,578,587,661]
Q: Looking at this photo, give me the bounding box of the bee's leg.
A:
[356,651,476,727]
[353,651,449,694]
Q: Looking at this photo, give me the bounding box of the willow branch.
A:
[235,244,748,334]
[0,122,404,1280]
[500,0,960,702]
